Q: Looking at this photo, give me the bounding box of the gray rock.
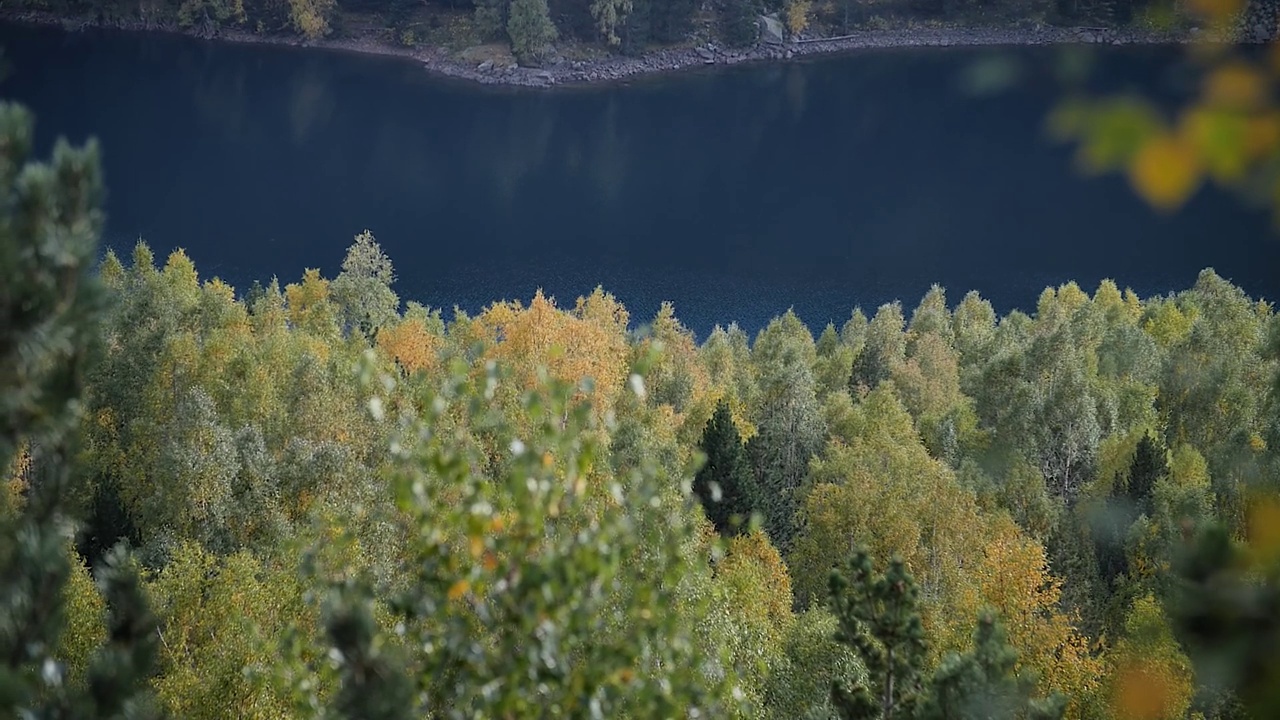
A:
[696,46,714,60]
[477,60,494,72]
[759,14,785,45]
[785,49,793,59]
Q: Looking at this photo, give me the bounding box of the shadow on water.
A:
[2,22,1275,335]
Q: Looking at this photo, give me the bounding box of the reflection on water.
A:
[2,23,1274,335]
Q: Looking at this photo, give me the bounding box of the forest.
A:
[8,0,1207,65]
[3,89,1280,718]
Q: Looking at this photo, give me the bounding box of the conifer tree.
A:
[0,101,163,718]
[827,548,927,720]
[693,399,758,535]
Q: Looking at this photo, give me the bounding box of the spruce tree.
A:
[693,399,758,535]
[1125,433,1165,517]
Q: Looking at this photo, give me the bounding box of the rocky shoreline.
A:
[0,9,1234,89]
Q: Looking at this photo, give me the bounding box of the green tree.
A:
[851,303,906,393]
[693,399,759,535]
[764,608,866,720]
[746,310,825,551]
[1095,433,1168,592]
[331,230,399,339]
[314,356,739,718]
[507,0,558,65]
[917,610,1066,720]
[1107,595,1194,720]
[815,323,855,401]
[826,548,927,720]
[0,100,162,718]
[720,0,760,47]
[591,0,632,44]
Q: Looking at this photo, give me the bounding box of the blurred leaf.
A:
[1248,111,1280,157]
[1247,495,1280,568]
[1180,107,1249,181]
[1047,98,1091,141]
[1128,132,1202,210]
[1112,663,1178,720]
[1076,98,1164,172]
[961,54,1021,96]
[1054,47,1095,87]
[1203,62,1268,111]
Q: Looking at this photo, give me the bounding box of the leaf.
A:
[447,580,470,601]
[1074,98,1164,173]
[961,55,1021,96]
[1128,132,1202,210]
[1180,107,1249,182]
[1113,663,1179,720]
[1247,495,1280,567]
[1203,63,1267,111]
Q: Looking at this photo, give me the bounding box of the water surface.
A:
[2,23,1274,334]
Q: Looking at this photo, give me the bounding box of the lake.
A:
[2,22,1276,336]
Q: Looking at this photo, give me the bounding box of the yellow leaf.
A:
[469,536,484,558]
[447,580,470,601]
[1249,432,1268,452]
[1128,133,1202,210]
[1247,495,1280,566]
[1113,664,1175,720]
[482,551,498,572]
[1204,63,1267,111]
[1247,112,1280,157]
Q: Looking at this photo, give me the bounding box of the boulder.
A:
[477,60,494,72]
[696,46,714,60]
[759,14,785,45]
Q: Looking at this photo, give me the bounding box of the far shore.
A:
[0,9,1242,88]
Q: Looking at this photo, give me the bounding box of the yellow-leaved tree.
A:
[1107,595,1196,720]
[791,384,1101,714]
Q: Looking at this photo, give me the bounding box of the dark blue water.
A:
[2,23,1275,335]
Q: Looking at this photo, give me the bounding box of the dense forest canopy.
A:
[3,88,1280,716]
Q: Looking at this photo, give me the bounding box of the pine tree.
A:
[0,101,163,718]
[827,548,927,720]
[693,399,758,535]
